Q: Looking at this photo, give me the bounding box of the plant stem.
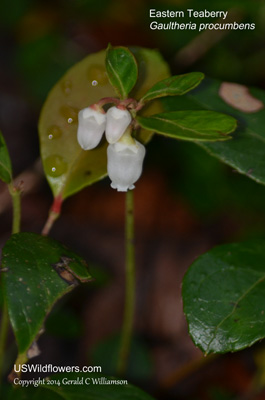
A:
[117,190,135,376]
[42,211,60,236]
[41,194,63,236]
[8,183,21,234]
[0,183,22,387]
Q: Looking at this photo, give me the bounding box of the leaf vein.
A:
[152,116,221,136]
[206,273,265,352]
[107,59,125,98]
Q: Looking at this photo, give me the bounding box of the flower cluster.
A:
[77,104,145,192]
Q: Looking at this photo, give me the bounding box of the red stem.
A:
[41,194,63,236]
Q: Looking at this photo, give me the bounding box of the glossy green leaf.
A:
[137,111,236,141]
[140,72,204,103]
[9,373,155,400]
[182,240,265,354]
[105,45,138,99]
[38,48,170,199]
[163,78,265,186]
[0,131,12,183]
[1,232,91,354]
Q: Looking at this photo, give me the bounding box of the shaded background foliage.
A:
[1,0,265,399]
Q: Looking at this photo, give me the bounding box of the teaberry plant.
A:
[1,43,264,399]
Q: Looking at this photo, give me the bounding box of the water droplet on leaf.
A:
[87,65,108,85]
[47,125,62,140]
[44,155,68,177]
[60,105,79,124]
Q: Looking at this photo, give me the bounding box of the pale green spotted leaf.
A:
[38,48,170,200]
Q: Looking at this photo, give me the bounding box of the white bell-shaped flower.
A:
[77,107,106,150]
[105,106,132,144]
[107,139,146,192]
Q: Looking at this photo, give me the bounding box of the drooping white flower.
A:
[105,106,132,144]
[107,140,146,192]
[77,107,106,150]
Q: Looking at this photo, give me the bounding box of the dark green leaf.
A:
[38,48,170,200]
[0,131,12,183]
[1,233,91,354]
[163,78,265,186]
[105,45,138,99]
[182,240,265,354]
[140,72,204,103]
[137,111,236,141]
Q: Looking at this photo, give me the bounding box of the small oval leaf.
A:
[0,131,12,183]
[140,72,204,103]
[137,110,236,141]
[105,45,138,99]
[1,232,91,354]
[39,48,169,200]
[183,240,265,354]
